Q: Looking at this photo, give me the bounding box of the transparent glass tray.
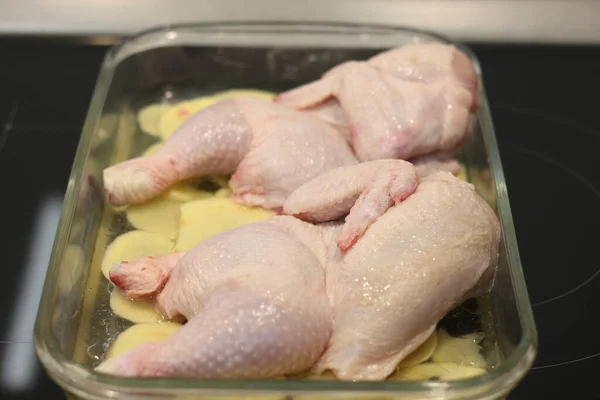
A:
[34,22,537,400]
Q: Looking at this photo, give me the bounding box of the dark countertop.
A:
[1,39,599,400]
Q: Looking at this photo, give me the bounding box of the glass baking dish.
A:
[34,22,537,400]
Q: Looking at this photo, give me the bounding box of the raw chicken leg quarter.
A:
[285,164,501,380]
[103,96,356,209]
[99,216,334,378]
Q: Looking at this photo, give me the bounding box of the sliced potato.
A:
[214,187,232,198]
[101,230,174,279]
[126,196,182,240]
[138,104,171,137]
[470,169,495,206]
[397,330,438,368]
[212,89,276,101]
[437,363,487,380]
[455,163,467,181]
[142,142,163,157]
[159,97,215,140]
[432,329,486,368]
[186,96,221,111]
[164,184,214,203]
[175,197,274,251]
[393,362,486,381]
[110,289,164,323]
[107,322,182,358]
[209,175,230,189]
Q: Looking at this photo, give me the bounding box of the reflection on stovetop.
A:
[0,41,104,400]
[0,39,598,400]
[492,104,600,400]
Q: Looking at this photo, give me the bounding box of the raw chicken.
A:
[98,216,333,378]
[304,100,350,141]
[284,160,419,251]
[275,43,477,161]
[368,43,479,99]
[286,163,500,380]
[100,161,499,382]
[103,97,356,209]
[283,157,461,251]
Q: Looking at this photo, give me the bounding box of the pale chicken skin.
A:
[275,43,477,161]
[283,158,460,251]
[410,152,461,178]
[284,160,419,251]
[286,166,500,380]
[368,43,479,99]
[103,96,356,209]
[98,216,333,378]
[100,162,499,382]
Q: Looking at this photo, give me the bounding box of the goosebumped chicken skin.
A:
[276,43,477,161]
[103,97,356,209]
[287,166,500,380]
[98,216,333,378]
[283,158,461,251]
[284,159,419,251]
[367,43,479,100]
[102,165,499,382]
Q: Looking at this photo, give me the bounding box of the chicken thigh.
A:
[275,43,477,161]
[286,163,500,380]
[100,161,499,382]
[103,96,356,209]
[98,216,334,378]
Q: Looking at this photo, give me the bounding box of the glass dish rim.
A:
[34,20,538,399]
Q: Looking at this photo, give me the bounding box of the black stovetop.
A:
[1,39,598,400]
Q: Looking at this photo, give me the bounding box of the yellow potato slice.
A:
[212,89,276,101]
[432,329,486,368]
[215,187,232,198]
[126,196,182,240]
[137,104,171,137]
[397,330,438,368]
[142,142,163,157]
[164,184,214,203]
[392,362,486,381]
[110,289,164,323]
[101,230,174,279]
[209,175,230,189]
[159,97,216,140]
[470,169,495,206]
[107,322,182,358]
[455,163,467,181]
[175,197,274,251]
